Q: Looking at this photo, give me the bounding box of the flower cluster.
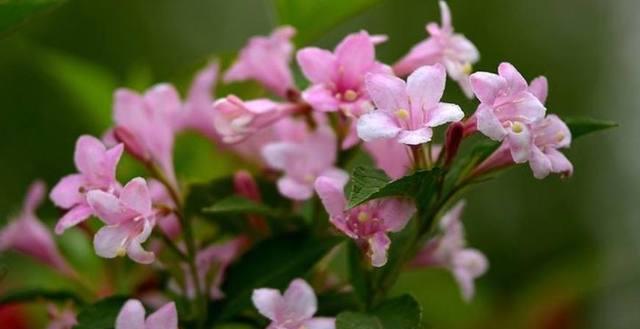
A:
[1,2,594,328]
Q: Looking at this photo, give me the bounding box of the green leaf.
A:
[203,195,278,217]
[564,116,617,140]
[348,166,442,208]
[336,295,422,329]
[212,231,343,320]
[0,288,83,305]
[444,139,500,191]
[75,296,128,329]
[0,0,65,36]
[273,0,382,44]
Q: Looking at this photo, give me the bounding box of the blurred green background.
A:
[0,0,636,328]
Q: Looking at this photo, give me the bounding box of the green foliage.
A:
[564,116,618,140]
[336,295,422,329]
[347,166,442,208]
[210,231,343,321]
[273,0,382,45]
[204,195,281,217]
[75,296,128,329]
[0,0,65,36]
[0,288,83,305]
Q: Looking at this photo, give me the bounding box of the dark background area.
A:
[0,0,637,328]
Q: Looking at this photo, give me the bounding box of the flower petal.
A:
[378,198,416,232]
[283,279,317,322]
[54,204,94,235]
[120,178,151,215]
[127,238,155,264]
[145,302,178,329]
[528,76,548,104]
[50,174,85,209]
[546,148,573,177]
[86,190,131,225]
[115,299,146,329]
[252,288,283,321]
[314,176,347,220]
[512,92,546,123]
[356,112,402,142]
[302,85,340,112]
[452,249,488,302]
[407,64,446,110]
[277,176,314,201]
[506,124,532,164]
[335,31,375,89]
[93,224,129,259]
[475,104,506,141]
[365,73,408,112]
[74,135,107,179]
[498,62,528,94]
[529,145,552,179]
[426,102,464,127]
[144,83,182,117]
[369,232,391,267]
[397,127,433,145]
[296,48,337,84]
[305,318,336,329]
[469,72,506,105]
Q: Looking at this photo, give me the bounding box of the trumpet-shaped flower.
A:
[115,299,177,329]
[179,61,221,142]
[412,201,488,301]
[252,278,335,329]
[315,176,416,267]
[50,135,123,234]
[213,95,292,143]
[148,179,181,239]
[262,125,347,200]
[1,181,74,275]
[87,178,156,264]
[467,63,546,162]
[393,1,479,97]
[224,26,296,97]
[297,31,391,117]
[113,84,180,185]
[357,64,464,145]
[363,140,412,179]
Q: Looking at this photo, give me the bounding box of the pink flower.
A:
[466,63,546,163]
[263,124,347,200]
[148,179,181,239]
[179,61,221,142]
[393,1,479,98]
[1,181,74,276]
[224,26,297,98]
[87,178,156,264]
[115,299,178,329]
[46,304,77,329]
[315,176,416,267]
[357,64,464,145]
[50,135,123,234]
[363,140,412,179]
[172,237,247,300]
[252,278,335,329]
[297,31,391,117]
[213,95,293,143]
[412,201,488,301]
[113,84,180,185]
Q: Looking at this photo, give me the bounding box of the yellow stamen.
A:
[555,132,565,143]
[462,62,473,75]
[116,246,127,257]
[344,89,358,102]
[357,212,370,222]
[511,121,524,134]
[395,108,410,120]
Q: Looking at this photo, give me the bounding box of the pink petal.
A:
[302,85,340,112]
[145,302,178,329]
[87,190,133,225]
[50,174,85,209]
[469,72,506,105]
[426,102,464,127]
[335,31,376,89]
[305,318,336,329]
[24,180,46,213]
[296,48,337,84]
[452,249,488,302]
[120,178,152,215]
[377,198,416,232]
[144,84,182,117]
[283,279,317,322]
[54,204,93,234]
[262,143,300,171]
[356,112,402,142]
[512,92,546,122]
[369,232,391,267]
[546,148,573,177]
[187,61,218,112]
[406,64,446,110]
[307,126,338,170]
[506,124,532,164]
[438,0,452,30]
[74,135,107,178]
[529,146,552,179]
[397,127,433,145]
[277,176,314,201]
[115,299,146,329]
[314,176,347,220]
[392,39,440,77]
[365,73,408,112]
[128,238,155,264]
[318,168,349,188]
[528,76,548,104]
[364,139,412,179]
[93,224,129,259]
[497,62,528,94]
[475,104,506,141]
[252,288,283,321]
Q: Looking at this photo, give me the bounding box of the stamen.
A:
[344,89,358,102]
[511,121,524,133]
[462,62,473,75]
[357,212,370,222]
[395,108,410,120]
